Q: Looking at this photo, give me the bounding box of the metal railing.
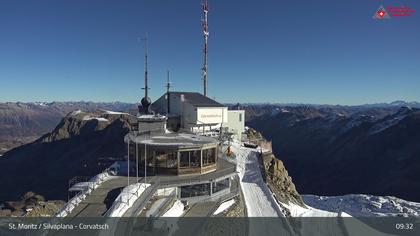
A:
[127,181,161,216]
[155,193,176,217]
[104,178,159,217]
[56,167,112,217]
[160,165,237,188]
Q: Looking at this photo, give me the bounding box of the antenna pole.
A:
[139,33,151,114]
[166,69,172,114]
[166,69,171,94]
[202,0,209,96]
[144,33,149,99]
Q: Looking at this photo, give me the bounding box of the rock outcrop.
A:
[0,191,65,217]
[262,153,305,207]
[0,102,136,154]
[0,110,137,203]
[244,128,306,210]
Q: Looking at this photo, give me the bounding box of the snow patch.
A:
[213,199,235,215]
[82,116,109,122]
[281,201,340,217]
[34,102,48,107]
[107,183,150,217]
[70,110,82,116]
[369,114,407,135]
[162,200,185,217]
[303,194,420,217]
[104,110,129,115]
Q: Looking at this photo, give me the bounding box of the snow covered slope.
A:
[227,139,420,219]
[303,194,420,217]
[230,141,284,217]
[280,201,341,217]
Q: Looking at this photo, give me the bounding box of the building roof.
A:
[170,92,225,108]
[125,132,218,149]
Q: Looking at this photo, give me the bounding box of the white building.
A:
[224,110,245,141]
[152,92,244,139]
[152,92,227,131]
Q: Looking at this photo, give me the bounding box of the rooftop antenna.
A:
[139,33,151,114]
[165,69,172,114]
[165,69,172,94]
[202,0,209,97]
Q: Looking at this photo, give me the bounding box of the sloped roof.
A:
[170,92,225,107]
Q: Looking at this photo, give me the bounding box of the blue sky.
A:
[0,0,419,105]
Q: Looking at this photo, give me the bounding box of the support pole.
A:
[127,141,130,187]
[136,143,139,181]
[144,134,147,185]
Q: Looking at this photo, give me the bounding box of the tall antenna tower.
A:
[202,0,209,97]
[139,33,151,114]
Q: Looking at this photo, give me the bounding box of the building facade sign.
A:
[196,107,228,124]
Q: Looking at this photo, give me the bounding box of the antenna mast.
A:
[165,69,172,114]
[139,33,151,114]
[165,69,172,94]
[202,0,209,96]
[143,33,149,99]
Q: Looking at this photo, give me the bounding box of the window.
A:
[202,148,216,166]
[239,113,242,122]
[179,150,202,168]
[212,178,230,193]
[180,183,211,198]
[190,150,200,167]
[155,151,177,168]
[180,151,189,167]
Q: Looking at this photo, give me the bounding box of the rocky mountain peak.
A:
[39,110,136,143]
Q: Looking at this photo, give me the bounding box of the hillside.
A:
[0,102,135,155]
[0,110,137,202]
[246,105,420,202]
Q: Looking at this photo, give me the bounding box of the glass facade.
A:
[179,150,201,168]
[180,183,211,198]
[130,140,218,175]
[202,148,216,166]
[212,178,230,193]
[155,151,177,168]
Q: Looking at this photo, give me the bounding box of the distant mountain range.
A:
[246,104,420,202]
[230,100,420,109]
[1,100,419,203]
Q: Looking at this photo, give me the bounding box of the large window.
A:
[212,178,230,193]
[180,151,189,167]
[179,150,201,168]
[180,183,211,198]
[202,148,216,166]
[155,151,177,168]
